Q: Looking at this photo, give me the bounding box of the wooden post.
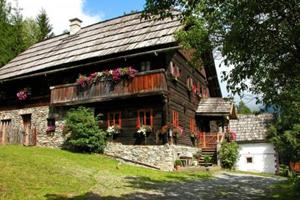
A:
[203,132,206,148]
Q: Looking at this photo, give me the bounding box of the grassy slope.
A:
[0,145,210,200]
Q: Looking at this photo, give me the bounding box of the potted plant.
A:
[137,125,152,137]
[174,159,182,170]
[203,155,212,170]
[172,126,183,144]
[136,125,152,144]
[106,124,121,140]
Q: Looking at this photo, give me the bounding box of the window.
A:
[246,157,253,163]
[186,77,193,91]
[141,61,151,71]
[197,82,201,95]
[107,112,122,127]
[1,119,11,126]
[189,118,196,133]
[202,86,209,97]
[170,62,181,79]
[172,111,179,127]
[137,109,153,127]
[47,118,56,132]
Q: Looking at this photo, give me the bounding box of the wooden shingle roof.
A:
[196,98,237,119]
[0,12,182,80]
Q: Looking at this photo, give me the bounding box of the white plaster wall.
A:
[236,143,277,174]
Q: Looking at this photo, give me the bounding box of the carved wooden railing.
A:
[198,132,224,149]
[50,69,168,105]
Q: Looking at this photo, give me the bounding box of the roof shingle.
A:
[0,12,182,80]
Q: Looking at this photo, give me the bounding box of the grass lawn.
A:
[0,145,210,200]
[266,179,300,200]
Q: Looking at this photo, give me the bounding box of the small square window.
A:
[246,157,253,163]
[47,118,56,132]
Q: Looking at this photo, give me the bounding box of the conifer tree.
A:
[36,8,53,41]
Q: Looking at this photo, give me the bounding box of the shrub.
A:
[64,107,106,153]
[174,159,182,166]
[219,141,239,169]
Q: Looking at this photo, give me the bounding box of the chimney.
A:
[69,18,82,35]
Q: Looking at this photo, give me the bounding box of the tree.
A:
[0,0,12,66]
[64,107,107,153]
[36,9,53,41]
[0,0,26,67]
[22,18,40,47]
[237,101,252,114]
[143,0,300,120]
[144,0,300,163]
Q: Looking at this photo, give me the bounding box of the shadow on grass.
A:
[45,172,285,200]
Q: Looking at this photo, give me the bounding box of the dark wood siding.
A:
[166,52,210,146]
[93,95,165,145]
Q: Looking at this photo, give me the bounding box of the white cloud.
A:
[8,0,103,35]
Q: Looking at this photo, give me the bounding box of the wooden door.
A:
[0,120,11,145]
[22,114,31,146]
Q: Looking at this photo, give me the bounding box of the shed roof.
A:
[196,98,237,119]
[0,12,181,81]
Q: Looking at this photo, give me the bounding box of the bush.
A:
[174,159,182,166]
[219,141,239,169]
[64,107,106,153]
[279,164,290,177]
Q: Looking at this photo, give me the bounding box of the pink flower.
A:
[16,88,30,101]
[231,131,237,141]
[128,67,137,78]
[112,68,121,81]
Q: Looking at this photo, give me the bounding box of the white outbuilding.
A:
[229,114,278,174]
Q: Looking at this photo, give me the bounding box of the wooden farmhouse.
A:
[0,12,236,149]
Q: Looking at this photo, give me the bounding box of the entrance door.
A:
[0,119,11,144]
[22,114,31,146]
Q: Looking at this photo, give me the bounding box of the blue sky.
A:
[83,0,146,20]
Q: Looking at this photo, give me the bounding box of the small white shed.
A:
[236,143,277,174]
[229,114,278,174]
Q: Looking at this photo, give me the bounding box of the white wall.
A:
[236,143,277,174]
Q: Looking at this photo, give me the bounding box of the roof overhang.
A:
[196,98,238,119]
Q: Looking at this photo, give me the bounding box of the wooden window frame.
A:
[172,111,179,128]
[137,109,153,128]
[186,77,193,91]
[107,112,122,127]
[170,62,181,79]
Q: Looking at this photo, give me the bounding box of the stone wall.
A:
[229,113,273,142]
[104,142,200,171]
[0,106,65,147]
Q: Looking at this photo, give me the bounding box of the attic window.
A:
[246,157,253,163]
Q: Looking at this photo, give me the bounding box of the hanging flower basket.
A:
[137,125,152,137]
[16,88,31,101]
[76,67,138,89]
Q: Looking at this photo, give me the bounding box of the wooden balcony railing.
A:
[198,132,224,149]
[50,69,168,105]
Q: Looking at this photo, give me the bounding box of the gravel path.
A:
[121,172,285,200]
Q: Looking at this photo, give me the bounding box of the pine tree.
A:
[0,0,13,67]
[36,9,53,41]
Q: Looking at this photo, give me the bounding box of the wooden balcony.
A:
[50,69,168,106]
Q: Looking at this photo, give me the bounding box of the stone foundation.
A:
[0,106,65,147]
[104,142,200,171]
